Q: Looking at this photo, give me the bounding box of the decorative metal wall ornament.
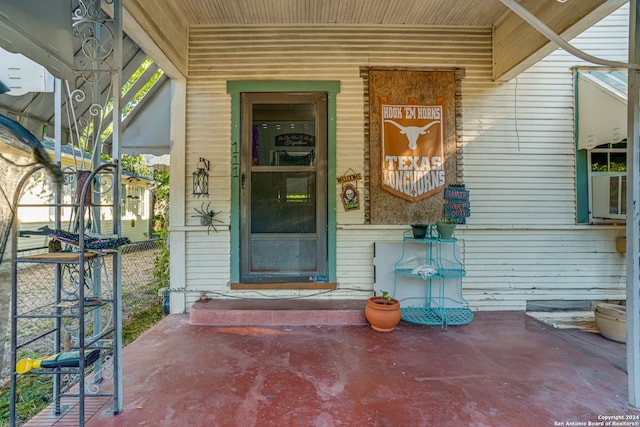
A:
[192,157,210,196]
[192,201,222,234]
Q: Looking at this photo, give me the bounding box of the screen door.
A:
[240,92,327,283]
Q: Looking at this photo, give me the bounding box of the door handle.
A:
[241,173,246,189]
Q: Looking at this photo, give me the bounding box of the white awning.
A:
[0,48,55,96]
[577,69,627,150]
[0,0,74,80]
[121,78,171,156]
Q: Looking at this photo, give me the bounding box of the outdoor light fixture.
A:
[192,157,210,197]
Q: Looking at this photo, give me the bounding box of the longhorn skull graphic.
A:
[384,120,439,150]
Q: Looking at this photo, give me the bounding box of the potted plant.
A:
[436,207,457,240]
[409,207,429,239]
[365,291,402,332]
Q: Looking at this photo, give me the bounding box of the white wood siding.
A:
[179,8,628,310]
[461,4,629,309]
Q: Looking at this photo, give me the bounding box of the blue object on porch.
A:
[0,80,9,94]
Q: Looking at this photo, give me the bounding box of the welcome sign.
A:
[380,102,445,202]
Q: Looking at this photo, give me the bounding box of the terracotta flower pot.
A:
[365,296,402,332]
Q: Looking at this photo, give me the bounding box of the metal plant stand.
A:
[394,227,473,330]
[9,164,121,426]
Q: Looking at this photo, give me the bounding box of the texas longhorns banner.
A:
[381,102,445,201]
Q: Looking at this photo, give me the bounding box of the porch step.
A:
[189,298,368,326]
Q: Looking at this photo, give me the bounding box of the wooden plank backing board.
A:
[21,252,99,262]
[365,68,459,224]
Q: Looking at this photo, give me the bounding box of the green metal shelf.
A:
[401,307,474,326]
[395,267,466,280]
[394,228,472,329]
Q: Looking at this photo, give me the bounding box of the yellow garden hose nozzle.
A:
[16,356,47,374]
[16,349,100,374]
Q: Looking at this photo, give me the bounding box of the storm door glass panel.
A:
[251,172,316,233]
[240,93,327,283]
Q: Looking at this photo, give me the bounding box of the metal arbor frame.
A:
[8,1,125,425]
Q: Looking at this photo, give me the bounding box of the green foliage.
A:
[380,290,391,304]
[153,219,170,290]
[122,304,165,346]
[152,169,170,289]
[99,58,164,143]
[442,206,456,224]
[0,375,52,425]
[590,140,627,172]
[122,58,153,95]
[121,154,151,177]
[153,170,170,216]
[122,68,163,120]
[591,161,626,172]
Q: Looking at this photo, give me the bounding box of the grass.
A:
[0,301,166,426]
[122,303,165,346]
[0,375,52,425]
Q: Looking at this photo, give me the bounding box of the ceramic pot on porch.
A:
[365,296,402,332]
[436,221,456,240]
[410,224,428,239]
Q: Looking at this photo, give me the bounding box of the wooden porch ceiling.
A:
[124,0,626,81]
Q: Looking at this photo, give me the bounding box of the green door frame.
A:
[227,80,340,283]
[574,69,589,224]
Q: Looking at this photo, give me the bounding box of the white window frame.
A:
[588,143,627,223]
[122,183,145,219]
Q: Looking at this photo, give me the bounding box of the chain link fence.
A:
[0,239,163,386]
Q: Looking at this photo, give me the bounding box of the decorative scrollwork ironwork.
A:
[86,354,114,394]
[72,1,115,68]
[66,0,117,160]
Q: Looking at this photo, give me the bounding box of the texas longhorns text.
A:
[380,103,445,200]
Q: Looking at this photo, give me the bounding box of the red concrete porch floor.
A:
[28,310,640,427]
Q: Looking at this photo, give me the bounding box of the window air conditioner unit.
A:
[592,174,626,220]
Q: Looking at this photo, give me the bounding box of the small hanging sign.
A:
[275,133,315,147]
[337,171,362,184]
[341,183,360,211]
[444,184,470,224]
[445,186,469,201]
[338,168,362,211]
